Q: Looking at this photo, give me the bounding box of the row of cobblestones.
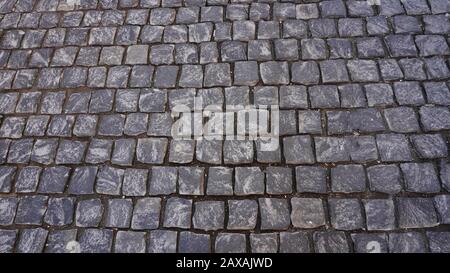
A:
[1,59,450,89]
[1,193,450,228]
[1,162,450,194]
[0,0,449,18]
[0,0,449,253]
[1,84,450,113]
[1,228,450,253]
[1,194,450,252]
[0,133,448,165]
[1,21,448,47]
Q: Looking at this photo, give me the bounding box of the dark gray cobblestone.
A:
[0,0,449,253]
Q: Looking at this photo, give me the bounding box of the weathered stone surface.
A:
[115,231,146,253]
[347,60,379,82]
[266,167,292,195]
[235,167,264,196]
[331,165,366,193]
[420,106,450,131]
[260,61,289,85]
[96,166,124,195]
[279,85,308,109]
[329,199,364,231]
[68,166,98,195]
[410,134,448,159]
[15,166,41,193]
[196,139,222,164]
[250,233,278,253]
[352,233,388,253]
[122,169,147,196]
[434,195,450,224]
[105,199,133,228]
[73,115,97,137]
[178,167,204,195]
[401,163,441,193]
[389,232,427,253]
[15,196,48,225]
[44,197,75,226]
[234,61,259,86]
[397,197,439,229]
[215,233,246,253]
[75,199,104,227]
[283,135,315,164]
[124,113,148,136]
[346,136,378,163]
[0,197,18,226]
[0,117,26,138]
[298,110,322,134]
[385,35,418,57]
[17,228,48,253]
[1,0,450,254]
[363,199,396,231]
[163,197,192,229]
[148,230,177,253]
[259,198,290,230]
[376,134,413,162]
[79,229,113,253]
[207,167,233,196]
[136,138,168,164]
[280,232,311,253]
[0,230,18,253]
[149,166,177,195]
[111,139,136,166]
[193,201,224,231]
[178,232,210,253]
[384,107,420,133]
[291,198,325,228]
[131,198,161,230]
[221,41,246,62]
[85,139,113,164]
[7,139,33,164]
[296,166,327,193]
[55,140,87,164]
[314,231,350,253]
[227,200,258,230]
[427,232,450,253]
[367,165,403,194]
[309,85,340,108]
[315,137,350,163]
[204,63,231,87]
[365,84,394,107]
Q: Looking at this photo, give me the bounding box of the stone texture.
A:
[367,165,403,194]
[163,197,192,229]
[314,231,350,253]
[227,200,258,230]
[215,233,246,253]
[259,198,290,230]
[192,201,224,231]
[0,0,449,254]
[401,163,441,193]
[397,197,439,229]
[331,165,366,193]
[235,167,264,196]
[75,199,104,227]
[329,199,364,231]
[389,232,427,253]
[250,233,278,253]
[291,198,326,228]
[363,199,396,231]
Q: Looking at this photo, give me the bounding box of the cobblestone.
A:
[0,0,448,253]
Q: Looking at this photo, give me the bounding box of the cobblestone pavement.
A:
[0,0,450,254]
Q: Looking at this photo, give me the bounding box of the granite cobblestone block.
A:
[0,0,449,253]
